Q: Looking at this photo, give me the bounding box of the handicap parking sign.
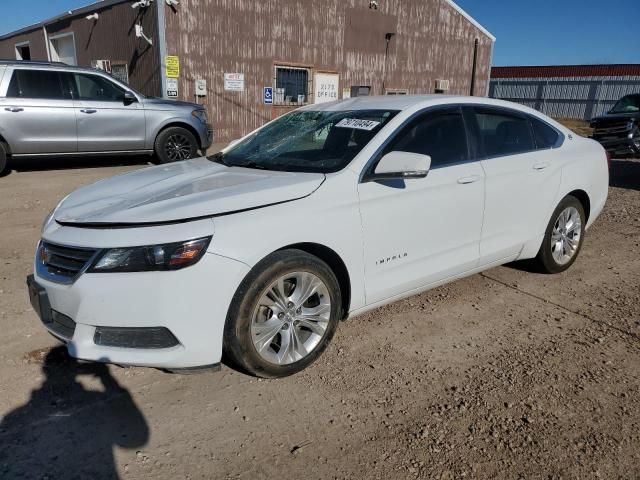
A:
[263,87,273,104]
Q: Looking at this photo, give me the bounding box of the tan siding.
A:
[45,4,161,97]
[0,3,161,97]
[164,0,493,142]
[0,30,48,61]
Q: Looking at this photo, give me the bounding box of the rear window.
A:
[531,117,560,149]
[6,69,67,99]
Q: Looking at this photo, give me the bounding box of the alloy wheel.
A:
[250,271,331,365]
[550,206,582,265]
[165,134,193,161]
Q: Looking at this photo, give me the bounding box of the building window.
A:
[350,86,371,97]
[15,42,31,61]
[111,63,129,84]
[385,89,408,95]
[274,66,311,105]
[49,32,77,66]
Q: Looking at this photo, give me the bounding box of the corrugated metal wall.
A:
[164,0,493,142]
[489,76,640,120]
[0,29,49,60]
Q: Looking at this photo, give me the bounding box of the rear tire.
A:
[223,249,342,378]
[154,127,199,164]
[0,142,7,174]
[535,195,586,274]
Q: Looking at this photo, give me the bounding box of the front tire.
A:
[154,127,199,164]
[223,250,342,378]
[535,195,586,274]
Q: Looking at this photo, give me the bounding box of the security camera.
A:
[131,0,153,8]
[369,0,379,9]
[166,0,179,6]
[86,13,99,20]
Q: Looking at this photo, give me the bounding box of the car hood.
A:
[54,158,325,226]
[591,112,639,124]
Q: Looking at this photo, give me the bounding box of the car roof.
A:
[0,60,101,73]
[301,94,541,112]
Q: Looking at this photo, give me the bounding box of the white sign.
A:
[166,78,178,98]
[195,78,207,96]
[335,118,381,131]
[342,87,351,99]
[224,73,244,91]
[314,73,339,104]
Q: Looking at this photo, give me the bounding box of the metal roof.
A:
[0,0,131,40]
[0,0,495,44]
[492,64,640,79]
[444,0,495,42]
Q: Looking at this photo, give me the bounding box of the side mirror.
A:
[123,91,137,105]
[370,151,431,180]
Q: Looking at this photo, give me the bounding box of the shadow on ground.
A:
[610,158,640,191]
[0,347,148,480]
[1,155,154,177]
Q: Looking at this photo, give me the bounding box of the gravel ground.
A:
[0,156,639,479]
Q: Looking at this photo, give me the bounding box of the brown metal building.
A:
[0,0,494,143]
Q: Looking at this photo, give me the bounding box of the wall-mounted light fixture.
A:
[135,24,153,45]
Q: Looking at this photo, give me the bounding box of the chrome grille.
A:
[593,121,633,137]
[37,241,99,284]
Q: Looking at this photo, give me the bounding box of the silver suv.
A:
[0,61,212,172]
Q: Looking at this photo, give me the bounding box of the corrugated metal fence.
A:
[489,76,640,120]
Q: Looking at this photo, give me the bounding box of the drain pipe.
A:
[43,25,51,61]
[470,38,478,96]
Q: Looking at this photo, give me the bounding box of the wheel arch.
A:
[277,242,351,320]
[0,132,12,154]
[154,122,203,150]
[567,189,591,222]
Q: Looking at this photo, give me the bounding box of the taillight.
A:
[605,151,612,171]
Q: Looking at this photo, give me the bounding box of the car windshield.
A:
[610,94,640,113]
[208,109,399,173]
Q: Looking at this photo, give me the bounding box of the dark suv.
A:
[590,94,640,157]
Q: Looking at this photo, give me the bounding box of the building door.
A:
[50,33,77,66]
[357,107,485,305]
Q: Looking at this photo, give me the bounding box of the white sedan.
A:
[28,95,609,377]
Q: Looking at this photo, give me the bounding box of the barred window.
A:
[274,66,311,105]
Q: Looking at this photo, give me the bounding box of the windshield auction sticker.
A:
[335,118,381,131]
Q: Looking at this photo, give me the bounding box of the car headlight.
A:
[41,209,55,234]
[192,109,208,124]
[88,237,211,273]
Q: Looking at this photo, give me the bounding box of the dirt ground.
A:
[0,155,639,480]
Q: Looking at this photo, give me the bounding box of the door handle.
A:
[80,109,97,114]
[457,175,481,184]
[533,162,550,170]
[4,107,24,112]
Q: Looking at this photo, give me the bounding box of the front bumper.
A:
[592,135,640,157]
[28,251,249,369]
[198,122,213,150]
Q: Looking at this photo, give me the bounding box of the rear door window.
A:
[6,69,67,99]
[531,117,560,149]
[473,108,535,157]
